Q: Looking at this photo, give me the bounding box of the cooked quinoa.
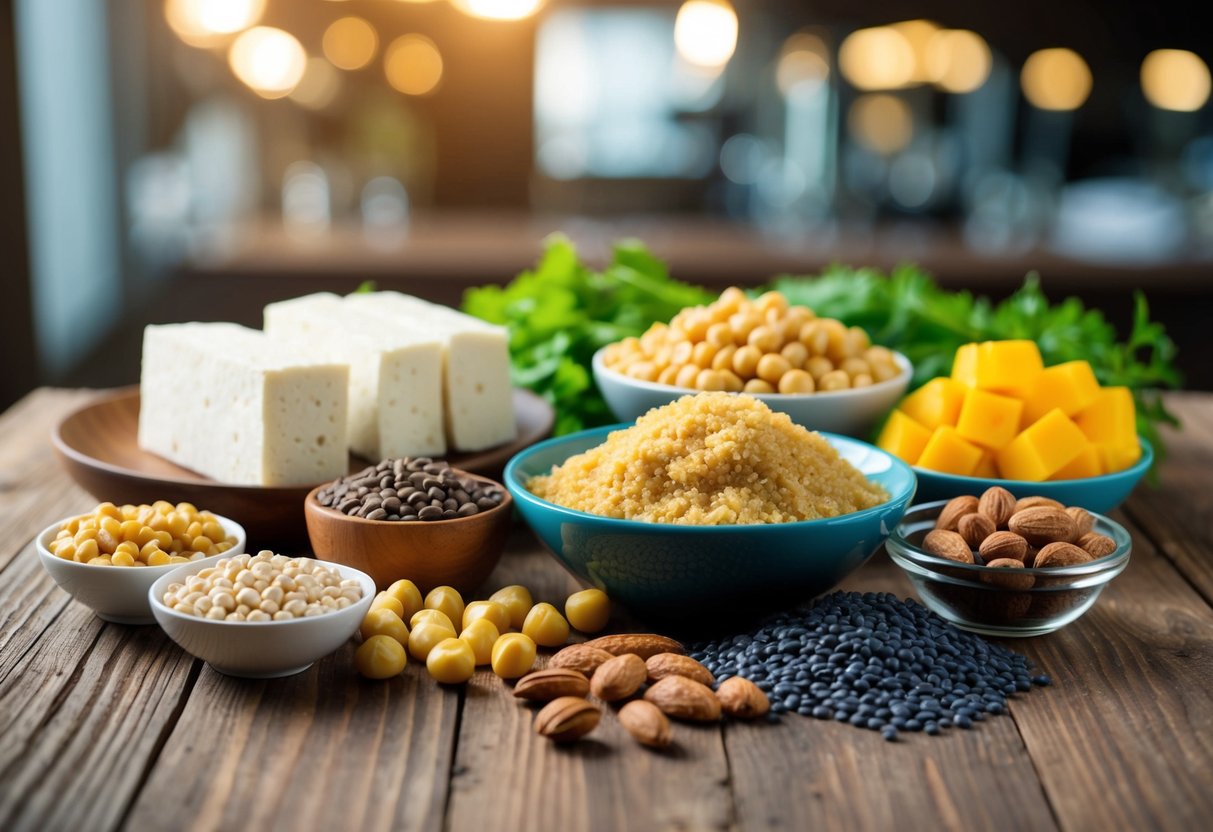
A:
[527,393,889,525]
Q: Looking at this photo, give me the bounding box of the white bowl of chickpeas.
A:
[594,288,912,436]
[35,501,247,625]
[149,552,375,678]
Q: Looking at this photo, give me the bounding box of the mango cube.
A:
[973,451,1000,479]
[1096,441,1142,474]
[996,408,1087,481]
[1022,360,1101,426]
[899,378,967,429]
[1050,442,1103,480]
[876,410,932,465]
[955,389,1024,450]
[951,340,1043,399]
[917,426,984,476]
[1075,387,1137,448]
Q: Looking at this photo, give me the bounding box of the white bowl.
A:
[36,514,247,625]
[592,346,913,437]
[148,559,375,678]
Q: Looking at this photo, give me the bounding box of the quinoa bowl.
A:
[504,424,916,618]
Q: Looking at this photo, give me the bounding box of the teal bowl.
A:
[912,436,1152,514]
[503,426,917,618]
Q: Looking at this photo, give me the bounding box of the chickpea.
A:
[710,345,737,372]
[625,362,658,382]
[370,593,405,619]
[424,586,465,631]
[799,321,829,356]
[651,345,673,371]
[409,620,456,661]
[111,551,135,567]
[805,355,834,380]
[459,618,500,665]
[695,369,729,391]
[705,322,733,348]
[744,378,776,394]
[691,341,719,368]
[670,340,694,365]
[727,311,763,343]
[756,353,792,385]
[385,579,423,620]
[522,602,570,647]
[852,373,874,387]
[360,609,409,644]
[77,539,101,562]
[716,287,747,315]
[778,369,816,394]
[819,369,852,391]
[639,324,668,352]
[426,638,476,684]
[719,370,744,392]
[355,635,407,679]
[564,589,610,633]
[488,585,534,630]
[656,365,680,386]
[490,633,537,679]
[780,341,809,369]
[680,311,711,342]
[746,325,783,354]
[410,608,456,634]
[674,364,700,389]
[462,600,511,633]
[840,357,871,378]
[731,345,762,379]
[754,291,789,316]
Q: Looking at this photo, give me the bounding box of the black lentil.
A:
[315,457,504,521]
[689,591,1050,739]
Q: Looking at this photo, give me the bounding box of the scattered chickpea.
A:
[426,638,476,684]
[462,600,511,633]
[564,589,611,633]
[522,602,570,647]
[488,585,533,630]
[360,609,409,644]
[459,618,500,665]
[385,579,423,620]
[424,586,465,632]
[369,593,405,619]
[355,635,407,679]
[491,633,537,679]
[410,608,456,634]
[409,620,456,661]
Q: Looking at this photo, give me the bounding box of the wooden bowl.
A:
[303,473,514,594]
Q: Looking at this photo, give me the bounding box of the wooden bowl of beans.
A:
[303,457,513,595]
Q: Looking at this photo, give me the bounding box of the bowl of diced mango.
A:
[876,340,1151,513]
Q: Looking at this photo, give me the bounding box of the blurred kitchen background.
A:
[1,0,1210,409]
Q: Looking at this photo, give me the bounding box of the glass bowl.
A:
[885,500,1131,637]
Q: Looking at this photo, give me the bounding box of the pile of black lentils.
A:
[689,592,1050,741]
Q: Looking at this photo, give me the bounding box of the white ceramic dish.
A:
[592,346,913,437]
[148,559,375,678]
[36,513,247,625]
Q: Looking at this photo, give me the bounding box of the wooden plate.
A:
[52,386,553,548]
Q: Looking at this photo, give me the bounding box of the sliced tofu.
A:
[137,322,348,486]
[263,293,446,459]
[345,292,516,452]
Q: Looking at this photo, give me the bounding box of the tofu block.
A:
[1050,442,1103,480]
[876,410,932,465]
[264,293,446,460]
[1022,360,1101,426]
[899,378,968,430]
[996,409,1086,482]
[955,388,1024,450]
[917,426,984,476]
[345,292,516,452]
[952,340,1043,399]
[138,323,348,486]
[1075,387,1137,448]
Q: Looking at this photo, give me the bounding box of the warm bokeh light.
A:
[776,33,830,95]
[228,27,307,99]
[451,0,545,21]
[1021,48,1092,111]
[848,93,913,155]
[165,0,265,48]
[384,35,444,96]
[889,19,940,83]
[289,57,343,110]
[674,0,739,69]
[839,27,915,90]
[925,29,992,94]
[1141,49,1211,112]
[323,17,378,71]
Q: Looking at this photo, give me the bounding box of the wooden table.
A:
[2,389,1212,832]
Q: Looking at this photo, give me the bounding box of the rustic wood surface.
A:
[1,388,1212,832]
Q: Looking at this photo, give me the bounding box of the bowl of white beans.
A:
[35,510,246,625]
[148,551,375,678]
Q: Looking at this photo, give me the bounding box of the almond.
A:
[513,668,590,702]
[923,529,975,563]
[958,512,996,549]
[1034,541,1094,568]
[716,676,770,719]
[644,675,721,722]
[979,557,1036,590]
[978,486,1016,528]
[936,495,979,531]
[979,530,1029,563]
[1014,495,1064,513]
[618,700,672,748]
[582,633,685,660]
[645,653,715,687]
[590,653,648,702]
[1077,532,1117,559]
[1065,507,1096,540]
[534,696,600,742]
[1007,506,1076,547]
[548,644,614,676]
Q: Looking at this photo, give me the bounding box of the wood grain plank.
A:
[1122,393,1213,604]
[1014,511,1213,831]
[123,647,459,832]
[444,534,736,832]
[724,558,1057,832]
